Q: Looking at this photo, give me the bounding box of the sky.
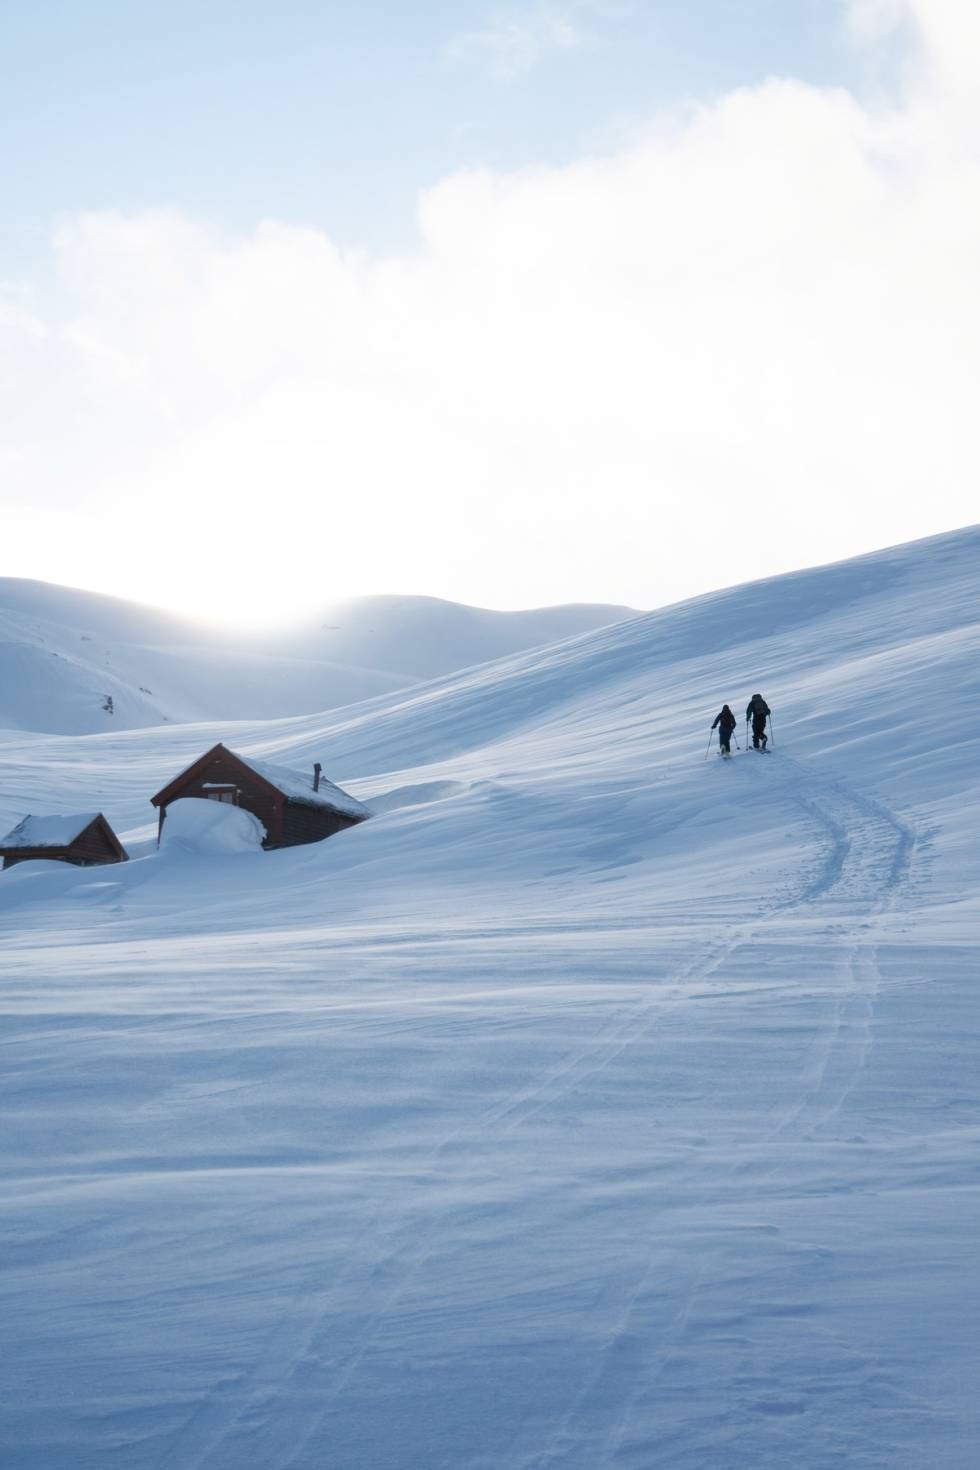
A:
[1,0,978,626]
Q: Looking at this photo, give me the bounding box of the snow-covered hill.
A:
[1,525,979,1468]
[0,579,634,734]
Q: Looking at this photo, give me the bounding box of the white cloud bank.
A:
[2,0,979,625]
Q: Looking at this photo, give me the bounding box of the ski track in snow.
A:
[164,754,920,1470]
[769,766,916,1147]
[504,761,920,1470]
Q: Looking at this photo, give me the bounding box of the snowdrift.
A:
[159,797,267,855]
[1,524,979,1469]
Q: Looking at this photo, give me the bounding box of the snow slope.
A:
[283,593,646,680]
[0,580,633,734]
[1,525,979,1468]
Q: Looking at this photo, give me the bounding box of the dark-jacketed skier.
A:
[746,692,771,749]
[711,704,737,758]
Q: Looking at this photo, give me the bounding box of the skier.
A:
[711,704,737,758]
[746,692,771,750]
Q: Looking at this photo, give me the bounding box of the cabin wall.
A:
[1,829,125,870]
[1,850,78,869]
[273,802,362,851]
[72,824,127,865]
[160,752,284,845]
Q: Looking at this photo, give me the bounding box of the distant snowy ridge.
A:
[0,579,636,735]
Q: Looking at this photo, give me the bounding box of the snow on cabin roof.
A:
[230,751,370,819]
[0,813,101,849]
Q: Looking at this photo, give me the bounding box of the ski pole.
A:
[704,729,714,759]
[768,713,775,749]
[733,729,741,751]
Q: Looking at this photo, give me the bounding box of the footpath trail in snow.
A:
[1,526,979,1469]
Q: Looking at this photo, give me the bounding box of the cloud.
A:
[3,0,980,624]
[849,0,980,106]
[905,0,980,106]
[445,2,589,81]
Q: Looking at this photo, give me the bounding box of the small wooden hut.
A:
[0,813,129,870]
[150,743,370,850]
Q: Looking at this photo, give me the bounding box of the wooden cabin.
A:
[0,813,129,870]
[150,743,370,851]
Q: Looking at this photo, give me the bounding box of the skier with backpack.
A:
[746,692,771,750]
[711,704,737,758]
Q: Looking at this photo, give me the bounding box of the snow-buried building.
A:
[0,813,129,870]
[150,743,370,851]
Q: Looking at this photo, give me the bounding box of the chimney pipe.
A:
[313,762,322,793]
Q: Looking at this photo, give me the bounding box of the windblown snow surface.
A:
[1,526,979,1469]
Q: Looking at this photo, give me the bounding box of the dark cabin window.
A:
[204,788,237,804]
